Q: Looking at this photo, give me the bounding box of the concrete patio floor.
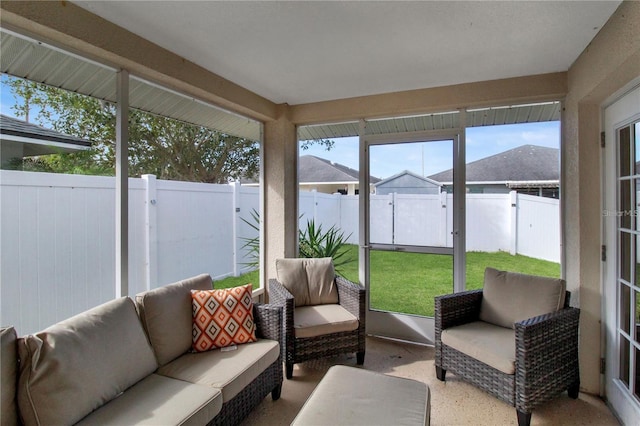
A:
[242,336,620,426]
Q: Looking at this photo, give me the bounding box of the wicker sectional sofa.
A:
[1,274,283,426]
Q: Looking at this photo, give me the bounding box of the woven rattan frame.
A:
[208,303,283,426]
[269,275,366,378]
[435,289,580,426]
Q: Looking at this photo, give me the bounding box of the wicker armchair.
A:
[269,258,366,379]
[434,268,580,426]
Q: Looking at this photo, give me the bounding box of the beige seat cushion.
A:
[17,297,158,426]
[479,267,566,329]
[441,321,516,374]
[1,326,19,426]
[136,274,212,366]
[276,257,338,306]
[292,365,430,426]
[294,304,359,338]
[158,339,279,403]
[74,374,222,426]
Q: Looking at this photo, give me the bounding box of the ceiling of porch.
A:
[0,2,621,140]
[73,1,621,106]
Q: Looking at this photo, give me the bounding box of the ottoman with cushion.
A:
[292,365,430,426]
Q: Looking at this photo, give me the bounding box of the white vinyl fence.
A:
[0,171,258,334]
[299,190,559,262]
[1,170,559,334]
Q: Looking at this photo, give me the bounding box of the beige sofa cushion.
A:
[479,267,566,329]
[136,274,212,366]
[74,374,222,426]
[17,297,158,426]
[294,304,359,338]
[158,339,279,403]
[1,326,19,426]
[276,257,338,306]
[441,321,516,374]
[292,365,430,426]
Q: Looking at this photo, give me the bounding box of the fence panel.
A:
[237,185,260,274]
[1,171,116,335]
[465,194,512,252]
[394,193,445,246]
[298,191,316,230]
[370,194,393,244]
[155,180,234,285]
[128,180,148,295]
[516,194,560,262]
[339,195,359,244]
[313,192,342,230]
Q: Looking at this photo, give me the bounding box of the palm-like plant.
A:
[239,208,261,269]
[240,211,353,274]
[298,219,352,272]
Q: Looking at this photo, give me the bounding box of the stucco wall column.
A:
[564,0,640,395]
[263,105,298,293]
[563,101,602,394]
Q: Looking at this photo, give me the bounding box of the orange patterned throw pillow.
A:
[191,284,257,351]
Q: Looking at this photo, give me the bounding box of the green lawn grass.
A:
[215,271,260,290]
[215,244,560,317]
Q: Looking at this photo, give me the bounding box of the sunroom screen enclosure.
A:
[300,104,560,344]
[0,29,264,333]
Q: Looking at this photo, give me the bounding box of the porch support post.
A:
[115,69,129,297]
[452,110,466,293]
[263,105,298,296]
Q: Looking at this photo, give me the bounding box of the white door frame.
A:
[358,123,465,344]
[602,81,640,425]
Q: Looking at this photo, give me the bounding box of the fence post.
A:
[313,189,318,224]
[510,190,517,256]
[142,174,158,290]
[439,190,448,246]
[232,180,241,277]
[392,192,397,244]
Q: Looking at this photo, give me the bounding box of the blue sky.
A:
[0,76,18,117]
[1,74,559,180]
[300,121,560,179]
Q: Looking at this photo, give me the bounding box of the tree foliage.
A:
[4,76,337,182]
[4,77,263,183]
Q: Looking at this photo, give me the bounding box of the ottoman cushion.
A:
[292,365,430,426]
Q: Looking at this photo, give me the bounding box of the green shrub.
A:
[299,219,352,274]
[240,210,352,274]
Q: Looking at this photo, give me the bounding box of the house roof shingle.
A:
[428,144,558,183]
[0,114,91,147]
[299,155,380,184]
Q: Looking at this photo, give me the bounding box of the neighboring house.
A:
[241,155,378,194]
[428,144,559,198]
[299,155,377,195]
[0,114,91,168]
[374,170,442,195]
